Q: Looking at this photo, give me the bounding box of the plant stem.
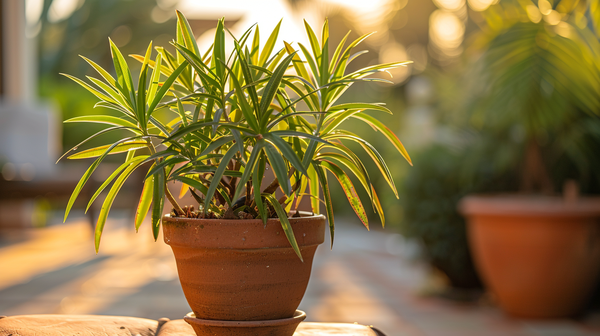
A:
[520,139,553,194]
[165,183,185,216]
[263,167,296,194]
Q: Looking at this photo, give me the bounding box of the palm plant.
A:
[464,0,600,193]
[60,11,411,259]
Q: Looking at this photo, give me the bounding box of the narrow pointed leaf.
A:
[313,162,334,247]
[265,143,292,196]
[232,141,264,202]
[265,194,303,261]
[320,160,368,229]
[351,112,412,165]
[64,115,139,130]
[135,175,154,231]
[68,141,148,160]
[259,19,282,66]
[151,169,165,241]
[204,146,237,212]
[95,155,148,252]
[264,134,307,176]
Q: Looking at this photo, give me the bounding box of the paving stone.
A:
[1,219,600,336]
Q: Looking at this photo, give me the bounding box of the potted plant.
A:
[458,1,600,318]
[59,11,411,335]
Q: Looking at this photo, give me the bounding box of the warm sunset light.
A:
[3,1,600,335]
[467,0,497,12]
[429,9,464,54]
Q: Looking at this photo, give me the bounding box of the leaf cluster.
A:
[61,12,412,259]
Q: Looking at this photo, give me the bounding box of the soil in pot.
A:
[460,195,600,318]
[162,211,326,321]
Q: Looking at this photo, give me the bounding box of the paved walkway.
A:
[1,214,599,336]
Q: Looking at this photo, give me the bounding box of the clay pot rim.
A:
[183,310,306,327]
[459,193,600,217]
[163,210,325,224]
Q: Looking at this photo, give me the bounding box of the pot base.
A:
[183,310,306,336]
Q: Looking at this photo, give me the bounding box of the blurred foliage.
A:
[37,0,176,151]
[463,0,600,192]
[394,0,600,288]
[401,144,517,288]
[38,0,175,79]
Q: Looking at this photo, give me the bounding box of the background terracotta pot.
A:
[162,212,326,321]
[460,195,600,318]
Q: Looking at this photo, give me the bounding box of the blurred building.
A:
[0,0,63,230]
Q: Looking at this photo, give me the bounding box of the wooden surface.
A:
[0,315,382,336]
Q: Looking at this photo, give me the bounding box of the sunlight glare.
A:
[429,10,464,51]
[25,0,44,25]
[467,0,497,12]
[433,0,465,12]
[48,0,81,23]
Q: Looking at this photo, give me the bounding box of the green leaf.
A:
[64,136,146,222]
[333,32,374,79]
[319,19,330,88]
[329,31,350,74]
[303,20,321,63]
[203,135,237,156]
[313,162,334,247]
[327,132,398,198]
[57,126,133,163]
[222,63,260,131]
[204,146,238,212]
[253,155,268,224]
[135,174,154,232]
[176,10,200,56]
[232,140,264,202]
[265,142,292,196]
[259,52,297,129]
[264,134,307,176]
[145,156,188,180]
[265,194,303,261]
[80,55,117,86]
[251,25,260,65]
[136,42,153,125]
[173,42,221,90]
[86,76,133,112]
[68,141,148,160]
[307,164,320,214]
[151,168,165,241]
[232,40,259,110]
[147,53,162,106]
[176,98,189,127]
[85,159,131,213]
[259,19,282,66]
[213,18,226,80]
[297,43,320,87]
[173,174,209,195]
[320,160,368,229]
[351,112,412,165]
[147,62,188,119]
[328,102,392,114]
[95,155,148,252]
[64,115,139,130]
[61,73,116,103]
[109,38,136,111]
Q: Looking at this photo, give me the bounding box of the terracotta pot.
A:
[162,212,326,321]
[183,310,306,336]
[459,195,600,318]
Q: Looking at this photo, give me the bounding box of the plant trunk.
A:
[520,139,553,194]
